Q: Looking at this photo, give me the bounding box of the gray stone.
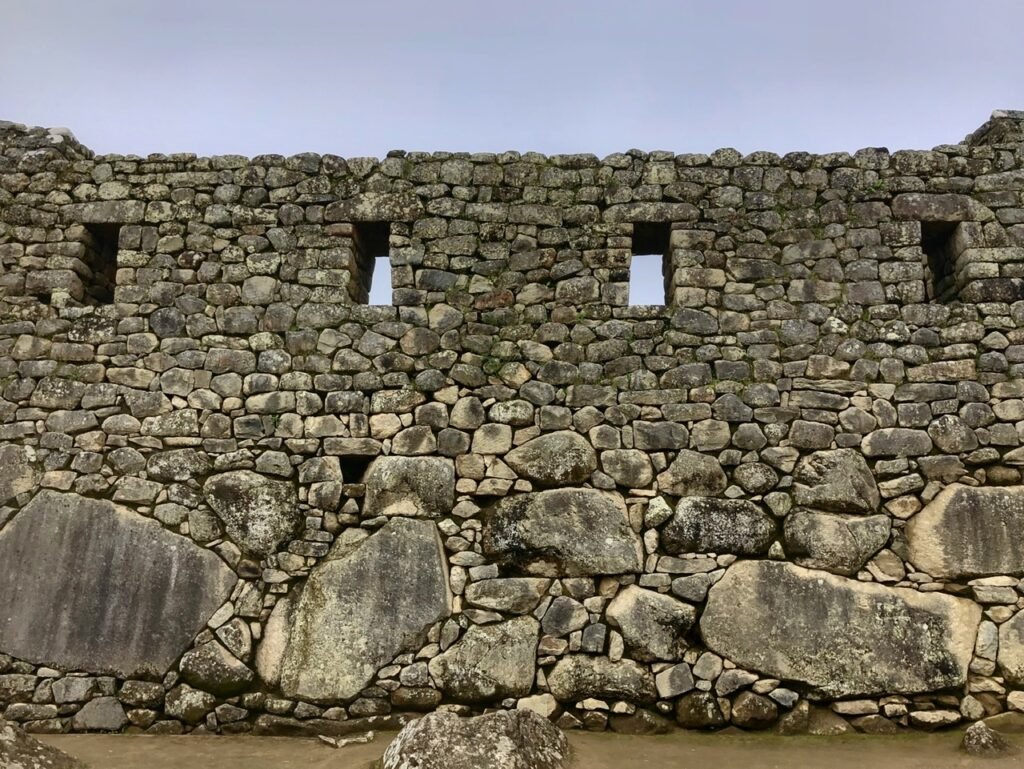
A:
[381,709,570,769]
[505,431,597,487]
[928,415,979,454]
[464,578,551,615]
[906,484,1024,579]
[146,448,212,482]
[547,656,656,704]
[0,445,38,506]
[541,597,589,636]
[483,489,643,576]
[606,585,695,661]
[179,640,254,696]
[164,684,216,724]
[674,691,726,729]
[661,497,775,556]
[961,721,1018,757]
[279,518,451,702]
[70,696,127,732]
[601,449,654,488]
[861,429,933,458]
[202,470,299,557]
[0,491,235,678]
[363,456,455,517]
[997,610,1024,685]
[730,691,778,730]
[428,617,538,702]
[701,561,981,697]
[657,450,727,496]
[0,717,85,768]
[792,448,879,514]
[783,511,890,575]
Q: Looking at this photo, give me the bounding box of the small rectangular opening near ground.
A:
[629,222,670,305]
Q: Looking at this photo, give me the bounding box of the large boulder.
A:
[505,431,597,487]
[0,490,235,678]
[792,448,880,514]
[482,489,642,576]
[656,450,727,497]
[906,484,1024,578]
[701,561,980,697]
[279,518,451,702]
[428,617,538,702]
[202,470,299,556]
[606,585,695,661]
[547,656,656,704]
[0,717,86,768]
[783,511,890,575]
[363,456,455,517]
[0,445,38,506]
[380,709,570,769]
[661,497,775,555]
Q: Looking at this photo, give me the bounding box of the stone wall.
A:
[3,111,1024,735]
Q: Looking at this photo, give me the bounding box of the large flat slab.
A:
[700,560,980,697]
[0,491,236,678]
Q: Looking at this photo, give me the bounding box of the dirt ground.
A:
[40,729,1024,769]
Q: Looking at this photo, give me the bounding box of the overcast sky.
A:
[3,0,1023,159]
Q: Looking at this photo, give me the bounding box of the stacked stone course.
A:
[3,112,1024,735]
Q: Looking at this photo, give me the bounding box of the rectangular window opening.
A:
[83,223,120,304]
[922,221,959,302]
[629,222,671,306]
[352,221,393,305]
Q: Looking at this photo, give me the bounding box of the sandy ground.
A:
[39,729,1024,769]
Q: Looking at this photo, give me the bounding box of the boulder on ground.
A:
[961,721,1017,757]
[362,456,455,517]
[483,488,642,576]
[0,716,86,768]
[202,470,299,556]
[379,709,570,769]
[505,431,596,487]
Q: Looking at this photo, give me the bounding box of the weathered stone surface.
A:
[547,656,656,704]
[997,610,1024,686]
[505,431,597,487]
[363,456,455,517]
[0,717,86,768]
[428,617,538,702]
[0,445,38,506]
[783,511,890,575]
[483,489,642,576]
[656,450,727,496]
[0,490,235,678]
[381,709,570,769]
[202,470,299,556]
[70,696,127,731]
[731,691,778,730]
[606,585,695,661]
[661,497,775,555]
[279,518,451,702]
[601,449,654,488]
[792,448,880,514]
[464,578,550,614]
[701,561,981,697]
[674,691,726,729]
[862,429,933,458]
[961,721,1018,756]
[179,640,254,696]
[906,484,1024,579]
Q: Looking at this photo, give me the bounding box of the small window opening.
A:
[352,221,392,305]
[338,455,373,483]
[83,223,120,304]
[922,221,959,302]
[629,222,671,305]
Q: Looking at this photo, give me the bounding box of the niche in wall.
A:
[82,223,120,304]
[921,221,960,302]
[629,222,671,306]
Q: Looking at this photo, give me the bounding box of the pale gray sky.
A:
[3,0,1022,158]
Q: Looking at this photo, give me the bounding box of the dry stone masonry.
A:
[4,111,1024,736]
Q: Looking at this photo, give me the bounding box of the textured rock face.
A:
[997,610,1024,685]
[0,445,38,506]
[179,640,255,696]
[505,431,597,487]
[661,497,775,555]
[783,511,890,575]
[906,484,1024,578]
[381,709,570,769]
[363,456,455,517]
[656,450,727,497]
[0,490,236,677]
[279,518,451,702]
[482,489,642,576]
[0,717,86,768]
[202,470,299,556]
[429,617,538,702]
[792,449,880,514]
[547,656,657,703]
[606,585,695,661]
[701,561,981,697]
